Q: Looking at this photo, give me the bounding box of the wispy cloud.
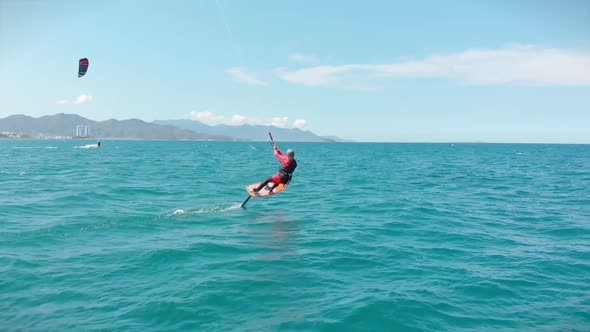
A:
[190,111,302,128]
[189,111,226,124]
[56,94,94,105]
[289,53,317,64]
[277,45,590,88]
[293,119,307,129]
[227,67,267,86]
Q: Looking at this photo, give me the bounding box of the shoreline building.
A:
[75,125,91,137]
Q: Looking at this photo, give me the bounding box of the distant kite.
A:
[78,58,89,78]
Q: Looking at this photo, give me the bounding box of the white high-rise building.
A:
[75,125,91,137]
[76,125,85,137]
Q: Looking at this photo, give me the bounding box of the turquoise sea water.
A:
[1,140,589,331]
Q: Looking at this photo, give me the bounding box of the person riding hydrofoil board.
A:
[252,142,297,193]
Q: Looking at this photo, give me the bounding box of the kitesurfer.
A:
[252,142,297,193]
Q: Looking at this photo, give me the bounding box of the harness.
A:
[279,170,292,184]
[278,158,297,184]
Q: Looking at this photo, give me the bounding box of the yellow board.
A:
[246,183,285,198]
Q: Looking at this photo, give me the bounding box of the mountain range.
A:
[0,114,235,140]
[0,114,347,141]
[153,119,345,142]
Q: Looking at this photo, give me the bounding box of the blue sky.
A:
[1,0,589,142]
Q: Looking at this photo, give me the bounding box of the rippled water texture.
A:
[1,140,589,331]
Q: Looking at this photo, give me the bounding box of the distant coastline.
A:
[0,113,347,142]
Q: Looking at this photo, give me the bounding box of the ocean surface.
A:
[1,140,589,331]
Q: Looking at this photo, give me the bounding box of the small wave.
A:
[74,144,100,149]
[12,146,58,149]
[79,222,114,233]
[0,170,28,175]
[171,203,242,216]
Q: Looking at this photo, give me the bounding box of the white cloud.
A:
[189,111,226,124]
[289,53,317,64]
[277,45,590,88]
[269,116,289,127]
[293,119,307,129]
[73,94,93,104]
[190,111,291,127]
[227,67,267,86]
[56,94,93,105]
[229,114,248,125]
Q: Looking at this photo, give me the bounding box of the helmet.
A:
[286,149,295,158]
